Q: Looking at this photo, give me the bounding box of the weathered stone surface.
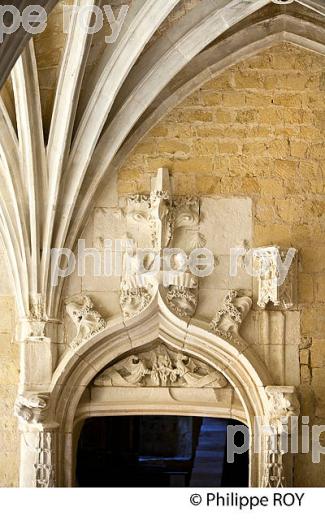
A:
[199,198,252,256]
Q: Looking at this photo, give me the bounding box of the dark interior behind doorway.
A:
[76,415,248,487]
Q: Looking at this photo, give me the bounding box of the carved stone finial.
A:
[210,290,252,341]
[66,295,106,348]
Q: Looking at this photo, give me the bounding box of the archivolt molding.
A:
[50,292,271,428]
[15,286,302,487]
[46,292,287,487]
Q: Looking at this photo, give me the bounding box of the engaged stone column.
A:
[15,296,61,487]
[19,424,58,487]
[262,386,300,487]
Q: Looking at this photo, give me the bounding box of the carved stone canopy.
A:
[93,343,229,388]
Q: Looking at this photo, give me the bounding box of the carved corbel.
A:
[14,394,49,424]
[265,386,300,434]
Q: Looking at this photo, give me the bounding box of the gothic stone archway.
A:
[17,294,299,487]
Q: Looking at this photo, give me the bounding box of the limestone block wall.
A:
[0,243,19,487]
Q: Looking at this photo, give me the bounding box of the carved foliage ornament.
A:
[66,295,106,348]
[120,285,153,320]
[14,394,49,424]
[166,286,197,318]
[94,344,228,388]
[265,386,300,434]
[210,290,252,342]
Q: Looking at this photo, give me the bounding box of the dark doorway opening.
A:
[76,416,248,487]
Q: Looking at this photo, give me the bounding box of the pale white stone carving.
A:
[120,169,205,319]
[172,196,206,253]
[126,169,173,250]
[253,247,297,309]
[263,386,300,488]
[210,290,252,341]
[20,294,47,339]
[94,343,228,388]
[120,284,154,320]
[29,294,45,321]
[166,286,197,318]
[14,394,48,424]
[66,295,106,348]
[34,432,56,488]
[265,386,300,433]
[0,1,321,490]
